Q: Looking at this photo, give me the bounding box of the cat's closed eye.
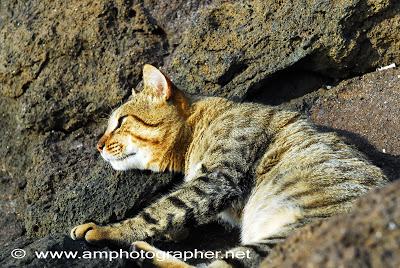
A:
[131,115,161,128]
[114,115,129,131]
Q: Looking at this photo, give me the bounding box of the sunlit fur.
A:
[72,65,387,268]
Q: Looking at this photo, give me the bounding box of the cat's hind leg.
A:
[207,187,307,268]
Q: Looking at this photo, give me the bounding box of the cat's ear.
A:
[142,64,172,101]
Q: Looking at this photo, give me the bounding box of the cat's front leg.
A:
[71,170,242,247]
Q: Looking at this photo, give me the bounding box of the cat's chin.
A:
[109,155,139,171]
[107,149,155,171]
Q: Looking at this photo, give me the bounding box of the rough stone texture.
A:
[166,0,400,99]
[143,0,215,47]
[0,0,168,132]
[0,169,24,246]
[261,179,400,268]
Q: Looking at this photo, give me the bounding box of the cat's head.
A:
[97,64,191,172]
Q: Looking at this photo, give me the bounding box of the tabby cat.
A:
[71,64,387,268]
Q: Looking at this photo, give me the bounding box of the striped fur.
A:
[71,65,387,267]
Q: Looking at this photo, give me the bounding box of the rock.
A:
[166,0,400,99]
[310,68,400,181]
[0,169,24,246]
[142,0,215,47]
[0,0,168,132]
[261,179,400,268]
[0,0,174,240]
[0,97,28,246]
[0,0,217,133]
[279,67,400,181]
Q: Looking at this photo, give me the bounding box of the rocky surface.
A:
[0,169,24,246]
[261,179,400,268]
[0,0,399,267]
[166,0,400,99]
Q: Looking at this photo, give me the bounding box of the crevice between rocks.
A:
[243,57,336,106]
[218,62,249,87]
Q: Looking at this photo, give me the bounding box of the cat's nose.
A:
[97,135,107,153]
[97,141,105,152]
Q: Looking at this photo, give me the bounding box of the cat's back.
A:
[258,112,387,187]
[187,97,386,194]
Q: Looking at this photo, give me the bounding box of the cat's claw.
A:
[70,222,109,244]
[71,222,95,240]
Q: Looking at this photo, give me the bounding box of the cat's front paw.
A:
[70,222,111,244]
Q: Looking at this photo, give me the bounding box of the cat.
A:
[71,64,387,268]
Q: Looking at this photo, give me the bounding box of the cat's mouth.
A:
[104,148,152,171]
[115,153,136,161]
[101,151,136,162]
